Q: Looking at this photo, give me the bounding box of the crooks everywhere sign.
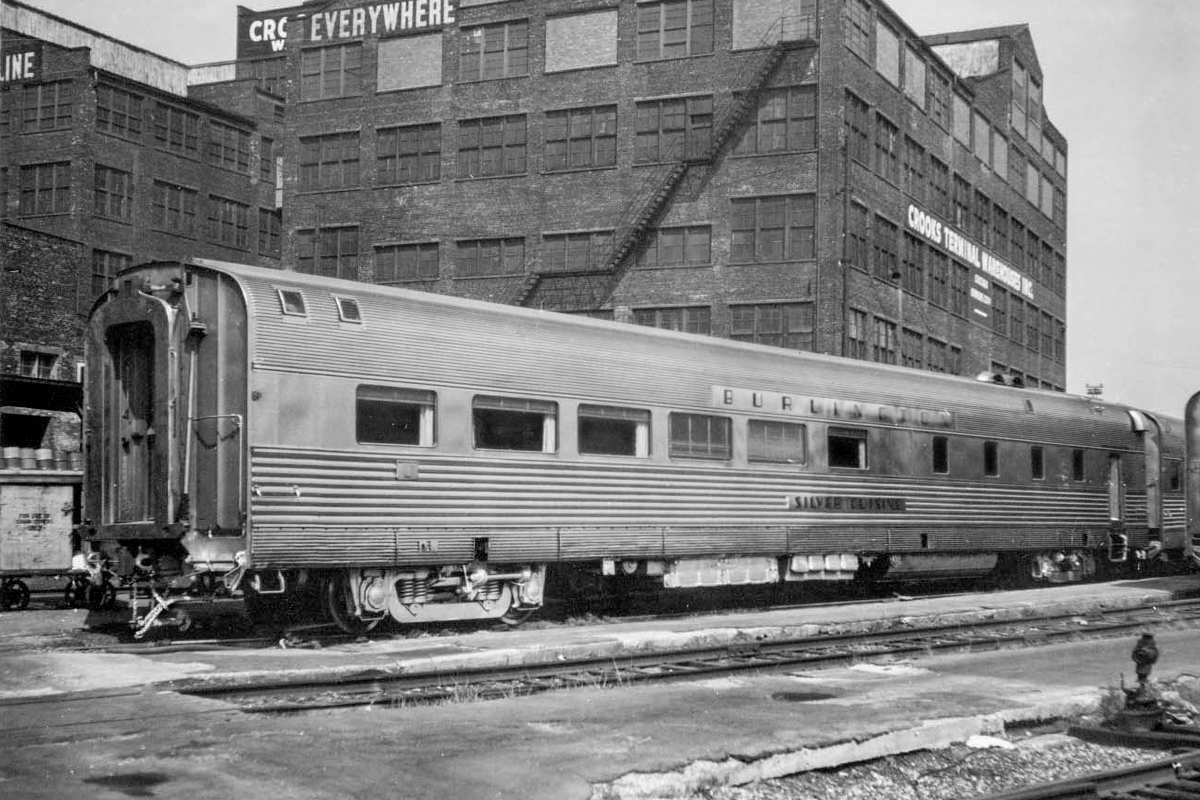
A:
[238,1,457,58]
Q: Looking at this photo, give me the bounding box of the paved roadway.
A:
[1,577,1198,800]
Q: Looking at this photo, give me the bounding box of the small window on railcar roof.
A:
[277,288,307,316]
[334,296,362,323]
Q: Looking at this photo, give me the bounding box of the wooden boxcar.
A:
[84,259,1187,630]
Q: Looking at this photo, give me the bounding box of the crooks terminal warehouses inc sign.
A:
[905,203,1035,324]
[239,1,457,57]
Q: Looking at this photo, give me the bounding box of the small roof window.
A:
[334,296,362,323]
[277,288,307,317]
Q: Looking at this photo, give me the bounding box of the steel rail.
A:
[175,597,1200,714]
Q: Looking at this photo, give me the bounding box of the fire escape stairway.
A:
[516,17,813,311]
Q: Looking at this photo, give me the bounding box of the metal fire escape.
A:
[515,14,818,311]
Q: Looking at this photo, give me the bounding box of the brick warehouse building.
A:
[213,0,1067,389]
[0,0,283,451]
[0,0,1069,451]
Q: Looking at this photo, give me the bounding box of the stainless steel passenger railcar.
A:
[84,259,1188,630]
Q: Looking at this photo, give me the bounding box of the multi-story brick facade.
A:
[0,0,1069,449]
[0,0,283,449]
[218,0,1066,389]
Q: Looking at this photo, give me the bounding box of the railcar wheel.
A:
[323,573,383,635]
[2,579,31,611]
[499,606,539,626]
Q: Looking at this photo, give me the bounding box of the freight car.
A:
[83,259,1188,632]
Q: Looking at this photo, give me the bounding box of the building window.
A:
[929,157,950,218]
[668,412,730,460]
[749,420,807,464]
[22,80,74,132]
[635,96,712,163]
[993,134,1008,180]
[18,350,58,379]
[299,131,360,190]
[928,250,948,308]
[153,103,200,156]
[260,137,275,182]
[950,263,969,317]
[992,205,1009,257]
[874,113,899,184]
[847,308,869,360]
[874,21,900,86]
[578,405,650,457]
[207,120,251,173]
[87,250,130,310]
[1011,60,1028,139]
[545,106,617,171]
[455,237,524,277]
[151,181,198,234]
[847,202,870,271]
[473,395,557,453]
[902,137,925,201]
[93,165,133,221]
[973,189,990,245]
[1010,219,1026,268]
[901,233,924,297]
[632,306,710,334]
[297,226,360,279]
[927,337,948,373]
[846,91,870,165]
[238,56,287,96]
[984,441,999,477]
[843,0,871,61]
[378,123,441,184]
[208,196,250,249]
[95,83,142,139]
[300,43,363,100]
[1026,305,1040,353]
[458,115,527,178]
[873,317,897,364]
[19,162,70,215]
[928,70,951,131]
[872,215,898,281]
[542,230,613,272]
[951,174,971,230]
[1009,147,1027,192]
[904,46,925,108]
[900,328,923,370]
[932,435,949,473]
[1010,296,1025,344]
[376,242,439,283]
[258,207,281,257]
[973,111,991,166]
[952,93,971,146]
[828,427,868,469]
[730,194,815,263]
[459,19,529,81]
[1041,311,1054,356]
[638,225,711,267]
[357,386,436,446]
[636,0,714,61]
[730,303,814,350]
[992,286,1008,336]
[735,86,816,154]
[949,344,963,375]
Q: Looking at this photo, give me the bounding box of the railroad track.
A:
[174,597,1200,714]
[976,727,1200,799]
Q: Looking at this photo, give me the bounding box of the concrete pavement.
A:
[1,577,1198,799]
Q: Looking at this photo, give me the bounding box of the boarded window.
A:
[545,10,617,72]
[377,33,442,91]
